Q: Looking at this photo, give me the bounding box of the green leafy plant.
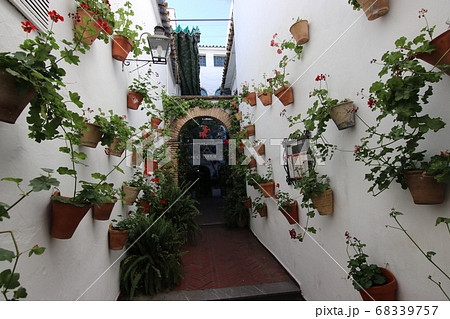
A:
[274,186,294,210]
[250,193,265,218]
[345,231,386,291]
[0,169,59,300]
[267,31,304,89]
[347,0,361,11]
[422,150,450,183]
[353,17,447,195]
[113,1,143,56]
[245,159,273,188]
[93,109,135,151]
[119,212,185,299]
[389,209,450,300]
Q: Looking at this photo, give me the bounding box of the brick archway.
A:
[166,107,233,178]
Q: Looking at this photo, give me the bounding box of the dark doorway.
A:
[178,117,228,225]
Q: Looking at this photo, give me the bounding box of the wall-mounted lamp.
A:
[123,25,171,70]
[283,130,315,185]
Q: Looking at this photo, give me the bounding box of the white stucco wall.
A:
[233,0,450,300]
[199,46,226,95]
[0,0,176,300]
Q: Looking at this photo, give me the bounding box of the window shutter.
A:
[9,0,50,31]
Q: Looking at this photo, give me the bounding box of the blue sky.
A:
[167,0,232,46]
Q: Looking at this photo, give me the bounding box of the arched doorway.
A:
[167,107,233,224]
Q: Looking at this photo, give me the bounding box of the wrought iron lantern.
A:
[283,130,315,185]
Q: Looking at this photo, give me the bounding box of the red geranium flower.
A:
[80,4,90,9]
[224,140,229,145]
[21,21,37,33]
[289,229,297,239]
[48,10,64,22]
[160,200,167,204]
[151,178,160,183]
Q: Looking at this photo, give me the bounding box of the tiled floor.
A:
[134,196,303,301]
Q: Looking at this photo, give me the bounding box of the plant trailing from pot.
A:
[109,211,137,250]
[0,169,58,300]
[345,231,397,301]
[347,0,390,21]
[0,11,87,138]
[255,75,273,106]
[388,209,449,300]
[353,17,447,197]
[293,167,330,241]
[239,80,257,106]
[73,0,115,45]
[247,159,275,197]
[251,193,267,218]
[268,31,304,106]
[111,1,143,61]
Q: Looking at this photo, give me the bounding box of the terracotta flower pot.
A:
[257,203,268,218]
[0,71,36,124]
[93,199,117,221]
[244,124,255,137]
[139,199,151,214]
[279,200,299,224]
[330,99,356,130]
[234,112,243,121]
[151,117,162,129]
[108,224,128,250]
[403,170,446,204]
[122,183,140,205]
[417,30,450,76]
[127,91,143,110]
[257,92,272,106]
[247,156,257,168]
[311,187,334,215]
[109,138,125,157]
[244,92,257,106]
[255,143,265,156]
[359,267,397,301]
[74,8,102,45]
[357,0,389,21]
[289,20,309,45]
[259,180,275,198]
[80,123,103,148]
[146,159,159,171]
[242,197,252,209]
[274,85,294,106]
[51,192,92,239]
[112,35,133,61]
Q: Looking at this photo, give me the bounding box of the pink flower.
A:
[277,49,282,54]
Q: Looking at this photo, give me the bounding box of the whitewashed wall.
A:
[234,0,450,300]
[0,0,176,300]
[199,46,226,95]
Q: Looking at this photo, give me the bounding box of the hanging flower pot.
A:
[51,192,92,239]
[127,91,144,110]
[255,143,265,156]
[257,92,272,106]
[151,117,162,129]
[244,124,255,138]
[108,138,125,157]
[289,20,309,45]
[108,224,128,250]
[93,198,117,221]
[0,71,36,124]
[138,200,151,214]
[417,30,450,76]
[330,99,356,130]
[112,35,133,61]
[242,197,252,209]
[122,183,140,205]
[311,187,334,215]
[359,267,397,301]
[234,112,243,121]
[403,171,446,204]
[74,8,102,45]
[274,85,294,106]
[247,156,257,168]
[244,92,257,106]
[279,200,299,224]
[259,180,275,198]
[80,123,103,148]
[357,0,389,21]
[257,203,268,218]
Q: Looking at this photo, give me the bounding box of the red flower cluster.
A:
[96,19,111,34]
[48,10,64,22]
[21,21,37,33]
[224,140,229,145]
[440,150,450,157]
[289,229,297,239]
[418,8,428,18]
[276,183,280,188]
[68,12,81,22]
[80,3,90,9]
[367,99,377,108]
[151,178,160,183]
[277,49,282,54]
[160,199,167,204]
[315,74,326,82]
[354,145,361,154]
